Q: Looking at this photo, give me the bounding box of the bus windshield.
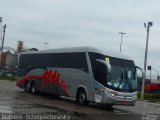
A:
[88,52,137,92]
[107,58,137,92]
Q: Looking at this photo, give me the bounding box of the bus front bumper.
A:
[94,90,137,106]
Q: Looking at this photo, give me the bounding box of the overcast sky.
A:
[0,0,160,77]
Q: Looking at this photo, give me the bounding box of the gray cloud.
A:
[0,0,160,73]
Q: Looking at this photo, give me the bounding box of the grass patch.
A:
[0,75,16,81]
[137,91,160,103]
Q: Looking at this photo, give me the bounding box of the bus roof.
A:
[21,46,133,61]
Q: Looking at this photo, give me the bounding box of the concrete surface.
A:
[0,80,160,120]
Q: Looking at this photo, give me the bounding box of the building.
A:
[0,51,18,71]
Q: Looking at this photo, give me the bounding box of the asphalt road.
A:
[0,80,160,120]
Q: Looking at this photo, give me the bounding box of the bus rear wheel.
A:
[77,90,88,105]
[31,82,37,94]
[24,81,31,93]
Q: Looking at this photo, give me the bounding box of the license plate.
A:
[121,100,128,105]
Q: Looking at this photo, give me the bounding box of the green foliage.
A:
[145,93,160,99]
[137,91,160,103]
[137,91,141,99]
[0,75,16,81]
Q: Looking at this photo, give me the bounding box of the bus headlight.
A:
[107,91,117,97]
[133,95,137,99]
[111,93,115,97]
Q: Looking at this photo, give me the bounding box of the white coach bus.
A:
[17,47,141,106]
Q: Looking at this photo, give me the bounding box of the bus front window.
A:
[106,57,137,92]
[107,65,137,92]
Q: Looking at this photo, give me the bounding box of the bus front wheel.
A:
[31,82,37,94]
[24,81,31,93]
[77,90,88,105]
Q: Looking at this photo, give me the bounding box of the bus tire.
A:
[77,89,88,105]
[24,81,31,93]
[31,81,37,94]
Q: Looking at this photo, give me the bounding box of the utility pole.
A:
[0,17,2,69]
[119,32,126,52]
[0,17,2,42]
[141,22,153,99]
[0,24,6,69]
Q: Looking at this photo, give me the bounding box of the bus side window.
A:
[94,62,107,85]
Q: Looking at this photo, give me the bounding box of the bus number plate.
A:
[121,100,128,105]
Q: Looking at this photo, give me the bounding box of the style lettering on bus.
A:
[16,70,69,94]
[41,70,69,94]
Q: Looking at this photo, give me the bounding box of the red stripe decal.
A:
[17,70,69,95]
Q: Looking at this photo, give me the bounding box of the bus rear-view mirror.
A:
[96,59,111,74]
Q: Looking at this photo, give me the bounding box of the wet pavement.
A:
[0,80,160,120]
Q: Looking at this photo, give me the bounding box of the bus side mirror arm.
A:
[106,61,111,74]
[96,59,111,74]
[135,66,144,79]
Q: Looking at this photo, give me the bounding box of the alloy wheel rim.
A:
[31,85,35,93]
[79,94,85,104]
